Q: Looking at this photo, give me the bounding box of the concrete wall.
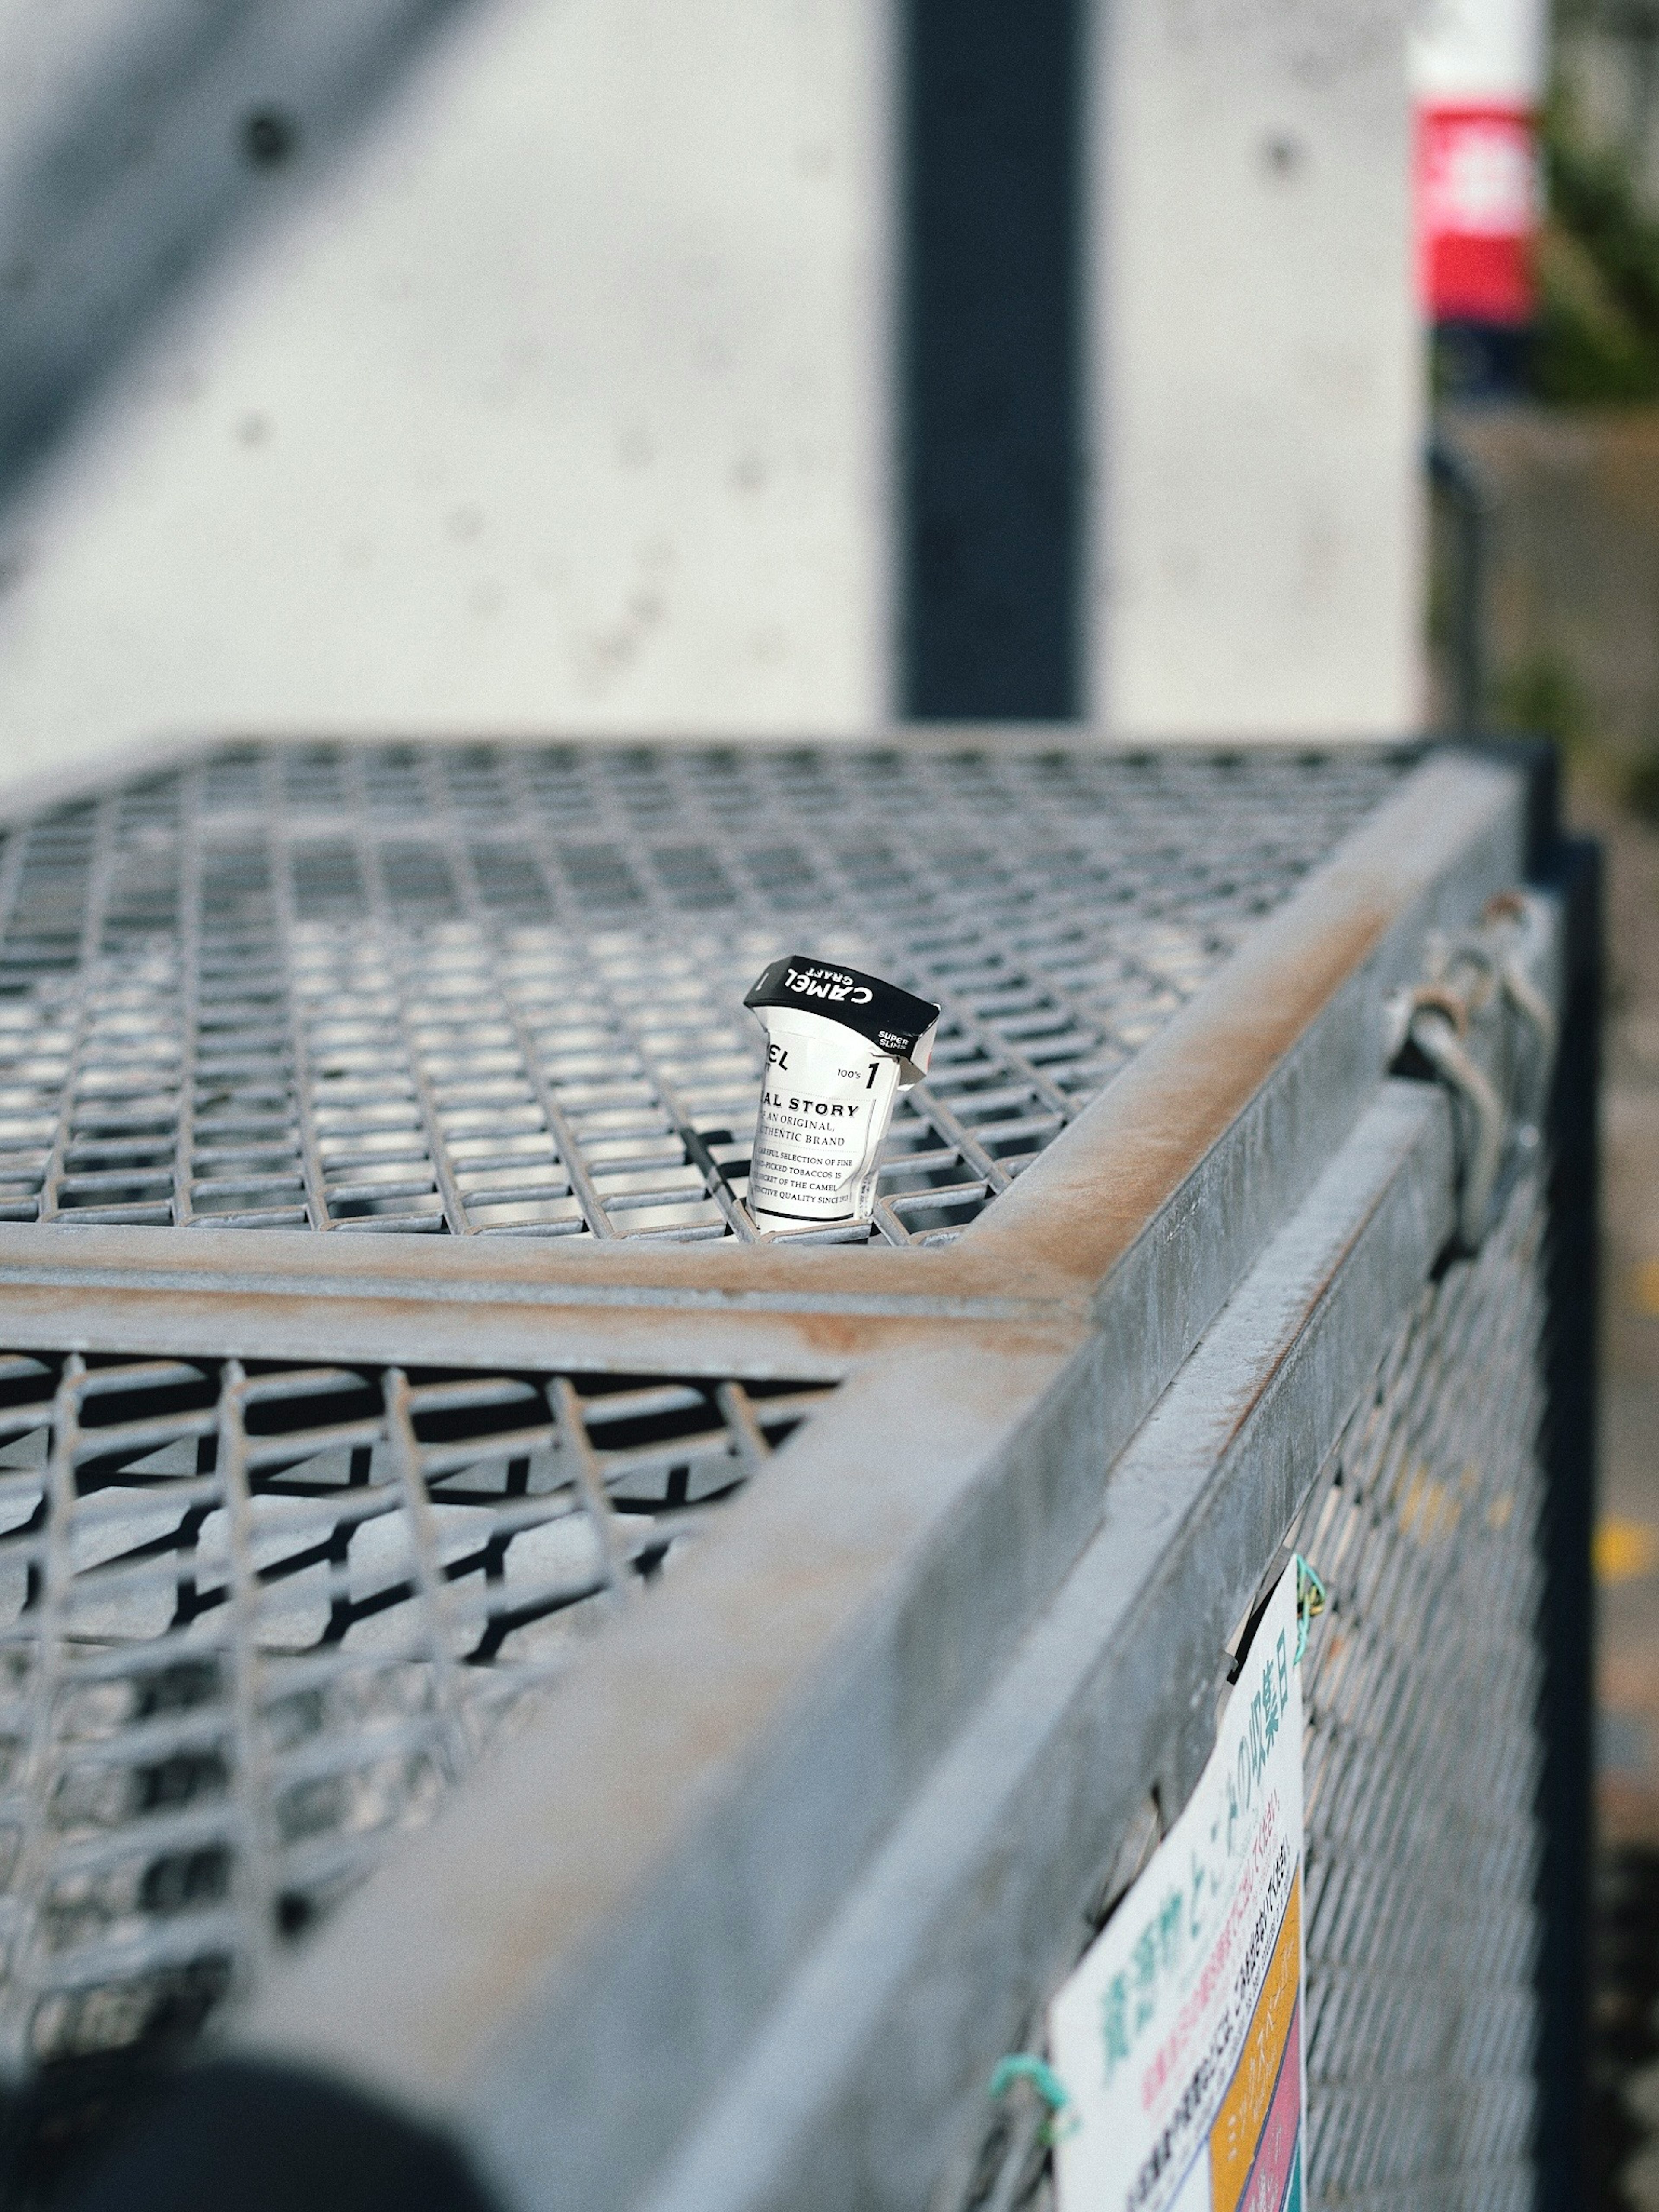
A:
[1092,0,1424,738]
[0,0,1423,786]
[0,0,891,785]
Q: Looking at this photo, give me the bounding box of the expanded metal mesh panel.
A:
[1292,1171,1547,2211]
[0,1349,831,2069]
[0,741,1408,1244]
[947,1170,1548,2212]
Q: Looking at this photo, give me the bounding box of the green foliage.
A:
[1491,648,1598,757]
[1532,96,1659,402]
[1627,750,1659,824]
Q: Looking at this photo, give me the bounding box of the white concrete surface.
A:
[1092,0,1425,738]
[0,0,1431,781]
[0,0,891,788]
[1409,0,1549,104]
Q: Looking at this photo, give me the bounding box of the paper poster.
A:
[1050,1566,1305,2212]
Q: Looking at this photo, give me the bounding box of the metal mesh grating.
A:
[0,741,1410,1245]
[1292,1172,1547,2211]
[0,1349,832,2069]
[945,1168,1548,2212]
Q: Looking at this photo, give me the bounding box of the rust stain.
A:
[0,1275,1084,1379]
[0,1218,1063,1328]
[962,893,1393,1284]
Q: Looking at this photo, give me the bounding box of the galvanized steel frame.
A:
[14,741,1532,2209]
[0,733,1583,2212]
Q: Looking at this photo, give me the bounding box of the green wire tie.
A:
[988,1563,1328,2156]
[988,2054,1077,2145]
[1293,1553,1327,1663]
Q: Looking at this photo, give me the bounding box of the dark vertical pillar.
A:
[899,0,1083,721]
[1534,817,1601,2212]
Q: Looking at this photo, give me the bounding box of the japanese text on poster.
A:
[1050,1566,1305,2212]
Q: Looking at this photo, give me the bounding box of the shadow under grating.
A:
[0,740,1412,1245]
[0,1348,834,2079]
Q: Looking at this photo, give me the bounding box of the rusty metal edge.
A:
[0,1220,1067,1331]
[960,747,1522,1277]
[0,1265,1032,1382]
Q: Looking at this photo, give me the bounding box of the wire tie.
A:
[1293,1553,1327,1663]
[988,2054,1077,2144]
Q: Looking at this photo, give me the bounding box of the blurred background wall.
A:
[0,0,1424,787]
[1096,0,1421,738]
[0,0,892,775]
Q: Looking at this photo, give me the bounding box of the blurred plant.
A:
[1532,90,1659,400]
[1627,746,1659,821]
[1492,646,1600,756]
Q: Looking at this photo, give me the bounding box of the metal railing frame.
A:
[0,737,1590,2211]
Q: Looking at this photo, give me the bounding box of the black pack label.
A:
[743,957,939,1062]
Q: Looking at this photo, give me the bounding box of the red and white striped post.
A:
[1411,0,1549,381]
